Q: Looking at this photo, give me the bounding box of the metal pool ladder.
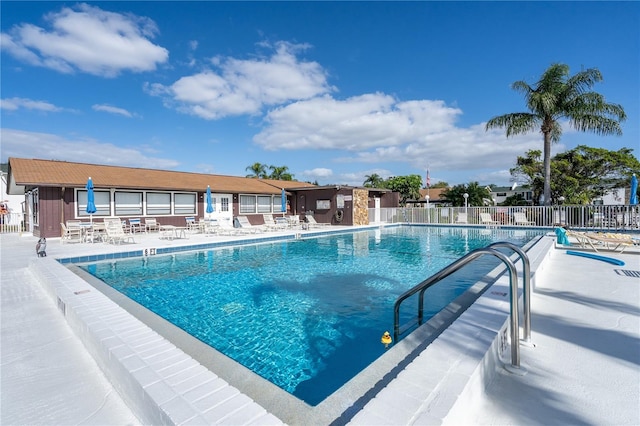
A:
[393,242,531,370]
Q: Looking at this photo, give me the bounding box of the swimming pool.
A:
[79,226,542,405]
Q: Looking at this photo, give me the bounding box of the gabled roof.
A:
[8,158,316,195]
[419,187,448,201]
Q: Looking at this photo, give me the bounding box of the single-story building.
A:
[6,157,399,238]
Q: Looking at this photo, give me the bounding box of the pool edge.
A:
[28,227,555,425]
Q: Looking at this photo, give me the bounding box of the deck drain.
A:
[614,269,640,278]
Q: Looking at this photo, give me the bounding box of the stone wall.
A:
[353,189,369,226]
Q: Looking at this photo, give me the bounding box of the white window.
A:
[77,190,110,217]
[240,195,256,214]
[115,191,143,216]
[147,192,171,215]
[174,193,196,215]
[272,196,281,212]
[220,197,230,212]
[257,196,272,213]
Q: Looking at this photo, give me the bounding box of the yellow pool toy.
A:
[381,331,392,348]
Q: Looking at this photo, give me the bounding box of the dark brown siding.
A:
[38,186,64,238]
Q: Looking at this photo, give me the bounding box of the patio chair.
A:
[263,214,288,230]
[60,223,82,244]
[480,213,499,226]
[566,230,633,253]
[455,212,468,224]
[144,218,159,232]
[305,215,330,228]
[185,216,199,232]
[85,222,107,243]
[513,212,535,226]
[286,215,301,229]
[105,221,135,245]
[236,216,266,233]
[218,218,243,235]
[128,218,144,233]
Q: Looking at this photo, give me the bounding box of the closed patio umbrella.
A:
[281,188,286,216]
[630,174,638,205]
[206,185,214,215]
[86,177,97,223]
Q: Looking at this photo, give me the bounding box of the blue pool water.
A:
[80,226,541,405]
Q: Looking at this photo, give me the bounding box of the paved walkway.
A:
[1,231,639,425]
[445,245,640,425]
[1,233,141,425]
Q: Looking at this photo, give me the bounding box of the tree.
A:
[512,146,640,204]
[500,194,530,206]
[430,181,449,188]
[384,175,422,205]
[441,182,491,207]
[511,150,545,204]
[486,63,626,205]
[363,173,385,188]
[268,165,294,181]
[245,162,268,178]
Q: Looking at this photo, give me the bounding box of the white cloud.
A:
[255,94,462,150]
[0,97,65,112]
[0,3,168,77]
[0,128,179,169]
[92,104,138,118]
[301,167,333,179]
[149,41,334,119]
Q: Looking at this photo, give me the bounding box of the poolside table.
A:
[159,225,189,240]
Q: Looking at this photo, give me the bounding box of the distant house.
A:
[6,158,399,238]
[593,188,628,206]
[489,186,534,205]
[406,188,449,207]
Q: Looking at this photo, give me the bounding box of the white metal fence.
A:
[369,205,640,231]
[0,212,26,234]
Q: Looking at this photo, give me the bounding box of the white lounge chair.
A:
[305,215,330,228]
[236,216,266,233]
[566,230,633,253]
[218,218,242,235]
[286,215,301,229]
[455,212,468,224]
[263,214,287,230]
[513,212,535,226]
[480,213,499,226]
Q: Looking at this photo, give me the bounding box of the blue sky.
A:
[1,1,638,187]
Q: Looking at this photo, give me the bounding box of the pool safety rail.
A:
[487,242,531,344]
[393,242,531,370]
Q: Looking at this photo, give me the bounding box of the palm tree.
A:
[268,165,294,181]
[245,162,268,179]
[363,173,384,188]
[486,63,626,205]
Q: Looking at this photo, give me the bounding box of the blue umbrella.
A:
[630,174,638,205]
[86,177,96,222]
[206,185,214,214]
[281,188,287,214]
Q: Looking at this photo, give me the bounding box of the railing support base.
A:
[504,363,528,376]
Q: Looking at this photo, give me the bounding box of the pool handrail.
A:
[393,246,523,369]
[487,242,531,344]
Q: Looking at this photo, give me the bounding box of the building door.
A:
[210,194,233,223]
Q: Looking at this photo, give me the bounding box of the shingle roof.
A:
[8,158,315,195]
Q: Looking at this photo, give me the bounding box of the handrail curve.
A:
[393,245,524,368]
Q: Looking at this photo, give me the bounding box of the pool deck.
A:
[1,228,639,425]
